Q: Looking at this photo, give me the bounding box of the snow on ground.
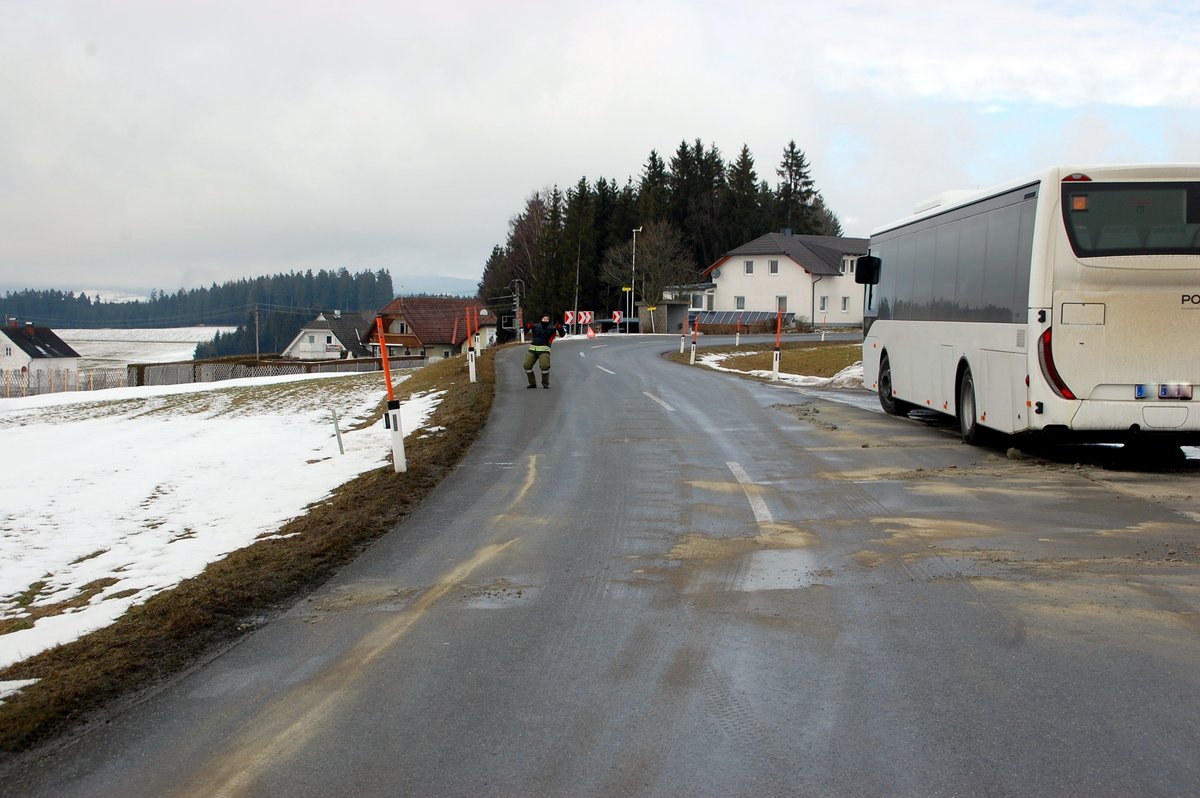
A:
[0,370,439,672]
[58,327,237,370]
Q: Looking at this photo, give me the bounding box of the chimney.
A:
[5,316,16,328]
[780,228,793,237]
[24,321,34,335]
[334,309,341,319]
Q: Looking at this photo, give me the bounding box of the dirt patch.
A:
[774,403,841,431]
[668,524,816,563]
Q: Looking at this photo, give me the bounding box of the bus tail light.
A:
[1062,173,1092,182]
[1037,328,1076,400]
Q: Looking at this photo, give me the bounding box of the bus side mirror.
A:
[855,256,881,285]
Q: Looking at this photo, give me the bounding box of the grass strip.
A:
[666,340,860,376]
[0,348,495,754]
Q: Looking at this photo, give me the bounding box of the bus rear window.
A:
[1062,182,1200,257]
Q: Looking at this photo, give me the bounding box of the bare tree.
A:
[600,221,696,306]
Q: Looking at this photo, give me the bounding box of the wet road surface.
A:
[5,335,1199,797]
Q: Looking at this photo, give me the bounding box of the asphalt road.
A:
[7,335,1200,797]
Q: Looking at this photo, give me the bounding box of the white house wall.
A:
[712,256,864,326]
[284,329,347,360]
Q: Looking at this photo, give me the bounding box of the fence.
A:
[2,367,129,398]
[2,356,421,399]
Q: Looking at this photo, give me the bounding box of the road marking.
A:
[642,391,675,411]
[727,461,773,524]
[182,538,519,798]
[597,365,616,374]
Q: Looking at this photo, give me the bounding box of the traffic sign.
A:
[612,311,623,324]
[564,310,575,324]
[579,310,594,324]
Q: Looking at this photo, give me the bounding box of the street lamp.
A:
[630,226,642,333]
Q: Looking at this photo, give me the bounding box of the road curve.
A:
[6,335,1200,797]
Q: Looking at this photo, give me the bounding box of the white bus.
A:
[856,164,1200,451]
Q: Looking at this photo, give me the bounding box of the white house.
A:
[281,311,375,360]
[0,319,81,394]
[699,232,869,328]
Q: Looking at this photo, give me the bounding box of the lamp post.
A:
[629,226,642,333]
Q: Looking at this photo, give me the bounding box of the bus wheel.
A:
[958,367,982,444]
[878,353,911,416]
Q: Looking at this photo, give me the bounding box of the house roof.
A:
[299,312,375,357]
[377,296,486,347]
[704,232,869,277]
[0,323,80,360]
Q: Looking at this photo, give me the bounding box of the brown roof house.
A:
[372,296,497,361]
[281,311,375,360]
[1,318,82,396]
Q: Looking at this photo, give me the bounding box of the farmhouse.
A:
[281,311,375,360]
[372,296,495,361]
[696,231,869,328]
[0,319,81,394]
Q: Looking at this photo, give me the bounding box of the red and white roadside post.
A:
[466,305,477,384]
[689,315,700,365]
[376,316,407,473]
[771,308,783,381]
[736,313,742,348]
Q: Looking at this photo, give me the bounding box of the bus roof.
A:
[869,164,1200,238]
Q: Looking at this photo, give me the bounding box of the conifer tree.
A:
[775,140,818,234]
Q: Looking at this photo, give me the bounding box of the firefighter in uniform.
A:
[524,315,564,388]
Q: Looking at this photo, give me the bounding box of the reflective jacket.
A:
[527,322,562,351]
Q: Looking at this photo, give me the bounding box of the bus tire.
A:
[878,353,912,416]
[958,366,984,445]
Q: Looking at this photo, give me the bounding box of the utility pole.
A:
[254,304,260,363]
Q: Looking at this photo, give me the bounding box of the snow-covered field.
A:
[58,327,237,370]
[0,371,440,677]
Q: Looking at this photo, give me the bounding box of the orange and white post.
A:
[376,315,407,473]
[771,308,782,381]
[689,315,700,365]
[466,305,477,384]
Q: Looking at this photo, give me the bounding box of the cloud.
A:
[0,0,1197,291]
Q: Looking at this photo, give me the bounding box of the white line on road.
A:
[726,461,772,524]
[642,391,675,411]
[597,365,616,374]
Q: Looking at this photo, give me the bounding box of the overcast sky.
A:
[2,0,1197,295]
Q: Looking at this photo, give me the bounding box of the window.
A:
[776,295,788,312]
[841,296,850,312]
[326,335,333,345]
[735,296,745,310]
[841,256,857,274]
[744,260,754,275]
[819,296,828,312]
[307,334,315,344]
[3,347,10,357]
[769,259,779,274]
[690,293,704,310]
